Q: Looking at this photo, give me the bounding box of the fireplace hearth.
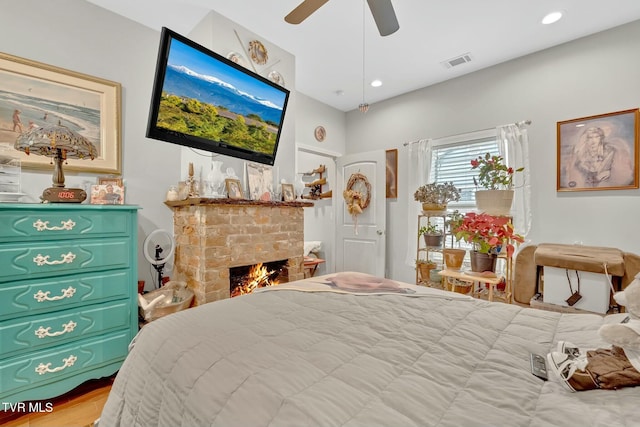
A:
[166,198,312,305]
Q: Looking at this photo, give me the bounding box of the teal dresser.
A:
[0,203,139,403]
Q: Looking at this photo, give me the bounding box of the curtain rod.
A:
[402,120,532,147]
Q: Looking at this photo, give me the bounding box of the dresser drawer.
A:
[0,330,130,400]
[0,238,131,283]
[0,270,132,321]
[0,210,132,242]
[0,300,130,359]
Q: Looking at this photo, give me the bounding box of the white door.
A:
[336,150,386,276]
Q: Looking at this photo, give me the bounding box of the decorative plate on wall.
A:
[268,70,285,87]
[227,51,246,67]
[248,40,268,65]
[314,126,326,142]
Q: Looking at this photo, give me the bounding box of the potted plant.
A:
[414,182,461,212]
[450,212,524,272]
[470,153,524,215]
[415,259,437,282]
[419,223,443,247]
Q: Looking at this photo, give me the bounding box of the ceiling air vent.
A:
[442,53,472,69]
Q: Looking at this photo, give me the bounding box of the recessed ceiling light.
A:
[370,79,382,87]
[542,11,563,25]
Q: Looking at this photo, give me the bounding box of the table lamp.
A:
[14,122,97,203]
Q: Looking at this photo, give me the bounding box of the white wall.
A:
[294,93,347,275]
[345,20,640,284]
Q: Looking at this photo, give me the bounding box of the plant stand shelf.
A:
[438,268,512,303]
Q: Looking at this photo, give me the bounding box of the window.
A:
[428,132,500,207]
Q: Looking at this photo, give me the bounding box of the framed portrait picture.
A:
[90,183,124,205]
[281,183,295,201]
[557,109,639,191]
[0,52,121,174]
[225,178,243,199]
[385,149,398,198]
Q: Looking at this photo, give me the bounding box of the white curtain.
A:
[404,139,433,266]
[497,122,532,237]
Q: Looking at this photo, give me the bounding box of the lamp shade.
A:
[14,123,97,160]
[13,123,98,203]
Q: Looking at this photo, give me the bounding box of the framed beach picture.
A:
[225,178,244,199]
[0,52,121,174]
[557,109,639,191]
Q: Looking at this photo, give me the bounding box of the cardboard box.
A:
[542,267,613,314]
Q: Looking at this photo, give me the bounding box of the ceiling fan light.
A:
[542,11,563,25]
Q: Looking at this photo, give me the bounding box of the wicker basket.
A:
[453,282,473,295]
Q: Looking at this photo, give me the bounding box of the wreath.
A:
[343,172,371,233]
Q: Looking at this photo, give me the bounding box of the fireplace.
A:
[230,260,289,297]
[166,198,312,305]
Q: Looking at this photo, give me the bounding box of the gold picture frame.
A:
[557,109,639,191]
[0,52,122,174]
[98,176,123,186]
[281,183,295,201]
[225,178,243,199]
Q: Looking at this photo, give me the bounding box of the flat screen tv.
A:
[146,27,290,166]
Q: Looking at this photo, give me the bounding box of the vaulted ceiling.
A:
[87,0,640,112]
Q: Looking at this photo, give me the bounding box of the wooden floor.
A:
[0,377,113,427]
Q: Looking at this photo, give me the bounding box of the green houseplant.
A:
[470,153,524,215]
[414,182,461,211]
[418,223,443,247]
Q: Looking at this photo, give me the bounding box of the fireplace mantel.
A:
[166,198,311,305]
[165,197,313,208]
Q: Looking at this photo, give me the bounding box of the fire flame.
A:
[230,263,280,297]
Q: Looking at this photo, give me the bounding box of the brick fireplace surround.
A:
[165,198,313,305]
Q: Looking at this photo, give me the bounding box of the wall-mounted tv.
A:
[146,27,290,166]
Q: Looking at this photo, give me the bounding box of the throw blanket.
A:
[100,274,637,427]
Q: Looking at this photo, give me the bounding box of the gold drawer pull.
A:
[32,219,76,232]
[34,320,77,339]
[33,252,76,266]
[35,355,77,375]
[34,286,77,303]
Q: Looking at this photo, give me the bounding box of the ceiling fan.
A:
[285,0,399,36]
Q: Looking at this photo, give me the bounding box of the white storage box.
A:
[542,267,612,314]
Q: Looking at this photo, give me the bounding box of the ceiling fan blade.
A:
[366,0,399,36]
[285,0,330,24]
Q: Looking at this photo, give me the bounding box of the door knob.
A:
[376,230,384,235]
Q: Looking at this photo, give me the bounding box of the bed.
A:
[99,273,637,427]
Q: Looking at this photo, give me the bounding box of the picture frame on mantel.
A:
[0,52,122,174]
[282,183,295,201]
[225,178,243,199]
[557,109,639,192]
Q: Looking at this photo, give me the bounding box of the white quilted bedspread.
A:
[99,276,637,427]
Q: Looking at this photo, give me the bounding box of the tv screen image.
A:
[147,28,290,165]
